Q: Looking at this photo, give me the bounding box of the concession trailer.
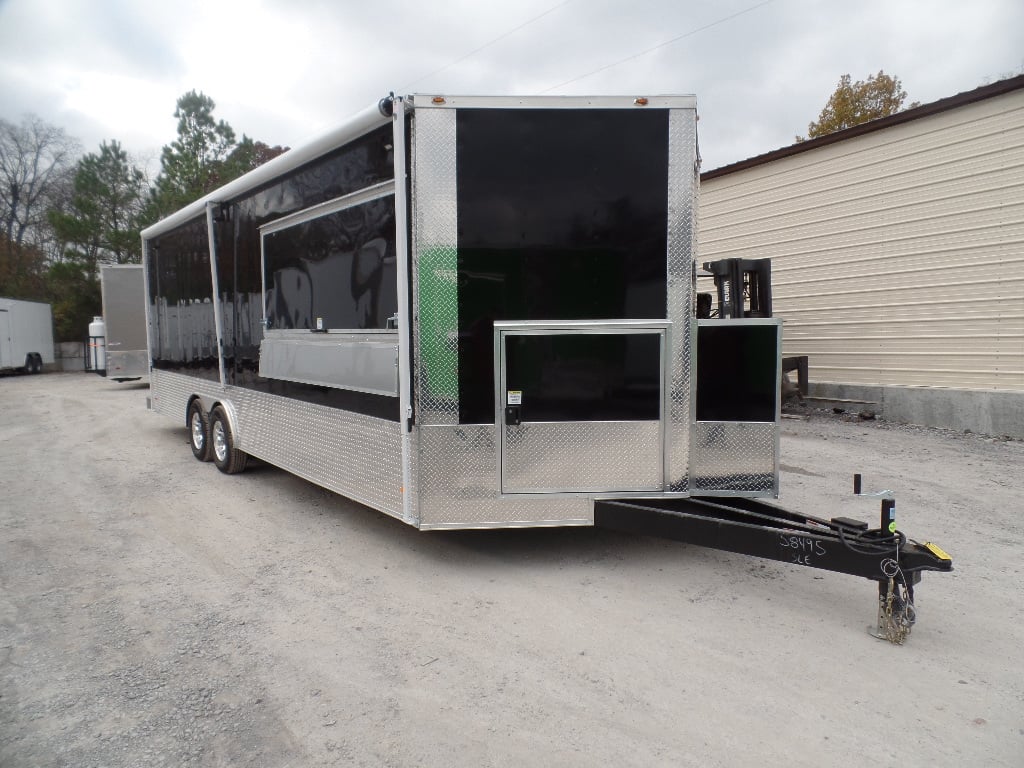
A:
[141,94,951,641]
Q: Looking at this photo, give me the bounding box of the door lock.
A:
[504,405,521,426]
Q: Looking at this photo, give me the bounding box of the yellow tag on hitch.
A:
[924,541,952,561]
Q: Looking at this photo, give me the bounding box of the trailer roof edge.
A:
[141,99,392,240]
[408,94,696,109]
[142,92,698,240]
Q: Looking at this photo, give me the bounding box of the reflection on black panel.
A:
[235,125,394,223]
[221,124,394,374]
[696,324,779,422]
[505,333,661,422]
[263,196,398,331]
[148,216,219,381]
[143,124,397,391]
[231,369,400,421]
[224,213,266,380]
[456,108,670,423]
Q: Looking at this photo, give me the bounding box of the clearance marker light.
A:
[432,96,446,104]
[634,97,649,106]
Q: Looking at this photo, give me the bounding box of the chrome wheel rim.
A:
[213,420,228,463]
[190,411,204,450]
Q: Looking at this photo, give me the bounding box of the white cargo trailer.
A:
[0,297,54,374]
[97,264,148,381]
[141,93,952,640]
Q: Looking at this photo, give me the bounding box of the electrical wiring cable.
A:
[540,0,776,93]
[836,523,906,555]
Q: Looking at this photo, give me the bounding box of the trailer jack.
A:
[594,475,952,644]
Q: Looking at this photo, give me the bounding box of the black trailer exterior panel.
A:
[455,108,669,424]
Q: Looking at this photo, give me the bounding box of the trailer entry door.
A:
[495,322,667,494]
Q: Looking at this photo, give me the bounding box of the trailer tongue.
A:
[596,474,953,644]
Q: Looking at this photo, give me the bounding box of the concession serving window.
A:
[257,181,401,396]
[261,181,398,333]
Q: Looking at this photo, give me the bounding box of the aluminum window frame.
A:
[259,179,398,336]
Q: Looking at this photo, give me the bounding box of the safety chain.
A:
[875,577,916,645]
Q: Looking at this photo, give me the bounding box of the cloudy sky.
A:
[1,0,1021,172]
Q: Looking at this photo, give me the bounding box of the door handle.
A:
[504,405,521,426]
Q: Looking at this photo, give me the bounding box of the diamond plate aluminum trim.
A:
[503,421,661,493]
[667,108,698,491]
[416,425,590,527]
[235,390,405,520]
[151,369,214,422]
[401,427,420,526]
[411,108,459,425]
[150,370,408,522]
[691,422,776,493]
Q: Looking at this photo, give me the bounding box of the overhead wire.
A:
[540,0,776,93]
[399,0,576,92]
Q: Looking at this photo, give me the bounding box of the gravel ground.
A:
[1,372,1022,767]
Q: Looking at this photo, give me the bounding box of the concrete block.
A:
[809,382,1024,439]
[885,387,1024,439]
[55,341,86,372]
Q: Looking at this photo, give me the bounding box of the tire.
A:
[187,400,211,462]
[209,406,248,475]
[32,354,42,374]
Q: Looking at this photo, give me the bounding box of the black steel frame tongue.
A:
[594,475,952,643]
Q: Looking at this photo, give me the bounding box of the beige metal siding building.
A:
[699,76,1024,437]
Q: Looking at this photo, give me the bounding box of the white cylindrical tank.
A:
[88,316,106,373]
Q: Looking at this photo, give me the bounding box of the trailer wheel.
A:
[187,400,212,462]
[33,354,42,374]
[210,406,248,475]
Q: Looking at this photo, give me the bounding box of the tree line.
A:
[0,91,286,340]
[1,72,922,342]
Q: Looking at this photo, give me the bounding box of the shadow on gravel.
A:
[156,425,757,580]
[261,461,722,575]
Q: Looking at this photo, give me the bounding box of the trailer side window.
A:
[146,216,219,381]
[262,195,398,332]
